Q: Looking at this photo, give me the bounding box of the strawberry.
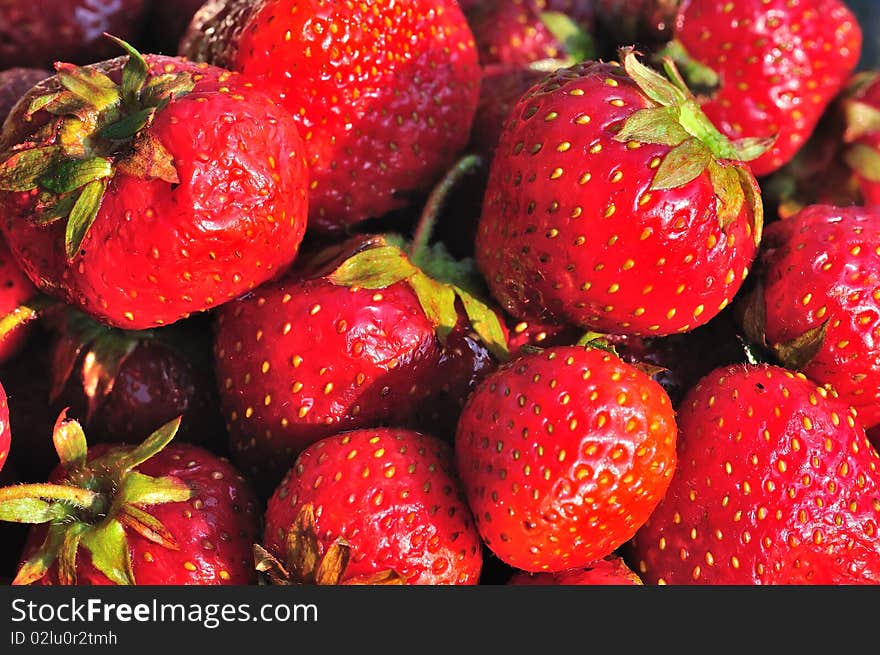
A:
[0,380,9,474]
[0,1,148,69]
[455,344,677,572]
[259,428,483,585]
[593,0,679,52]
[466,1,596,69]
[0,236,37,364]
[2,412,260,585]
[664,0,861,177]
[0,39,309,330]
[180,0,480,234]
[839,70,880,208]
[214,159,508,490]
[0,68,49,122]
[630,363,880,584]
[505,314,581,354]
[476,50,765,337]
[507,555,643,585]
[740,205,880,432]
[46,310,226,452]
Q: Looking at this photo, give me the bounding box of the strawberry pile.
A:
[0,0,878,587]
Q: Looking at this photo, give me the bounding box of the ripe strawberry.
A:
[2,413,260,585]
[507,555,643,585]
[0,237,37,364]
[215,162,508,489]
[472,66,548,161]
[180,0,480,233]
[0,68,49,122]
[477,50,765,337]
[0,380,9,474]
[0,39,309,330]
[505,314,581,354]
[0,1,148,69]
[665,0,861,177]
[455,345,677,572]
[467,0,596,68]
[630,364,880,584]
[839,71,880,208]
[740,205,880,431]
[47,310,226,451]
[260,428,483,585]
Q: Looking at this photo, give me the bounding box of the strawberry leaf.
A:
[409,272,458,345]
[843,99,880,142]
[38,156,113,194]
[254,544,292,586]
[80,330,141,422]
[772,321,829,371]
[100,107,156,141]
[114,471,191,507]
[650,138,711,190]
[57,522,88,586]
[844,143,880,182]
[328,244,418,289]
[116,132,179,183]
[614,106,690,147]
[12,524,65,585]
[117,505,180,550]
[656,39,720,92]
[0,145,63,191]
[707,160,746,228]
[104,35,149,105]
[80,519,135,585]
[454,286,510,362]
[55,63,120,111]
[52,410,88,471]
[36,191,78,225]
[139,73,195,108]
[117,416,183,472]
[620,47,688,108]
[65,177,108,260]
[286,504,321,582]
[539,11,596,62]
[736,165,764,246]
[313,540,351,586]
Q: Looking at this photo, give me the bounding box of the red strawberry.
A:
[0,236,37,364]
[665,0,861,177]
[630,364,880,584]
[839,71,880,208]
[472,66,548,161]
[467,0,596,68]
[0,40,309,330]
[260,428,483,585]
[215,161,508,490]
[507,555,643,585]
[741,205,880,431]
[0,380,9,473]
[0,68,49,122]
[47,310,226,452]
[3,412,260,585]
[455,345,677,572]
[0,1,148,69]
[505,314,581,354]
[477,50,764,337]
[180,0,480,234]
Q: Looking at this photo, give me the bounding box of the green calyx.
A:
[538,11,596,66]
[614,47,768,244]
[1,412,191,585]
[328,155,509,362]
[841,73,880,182]
[0,34,195,260]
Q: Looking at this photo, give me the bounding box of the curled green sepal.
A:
[81,519,136,585]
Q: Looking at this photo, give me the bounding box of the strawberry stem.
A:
[0,295,61,341]
[409,154,483,267]
[0,483,105,515]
